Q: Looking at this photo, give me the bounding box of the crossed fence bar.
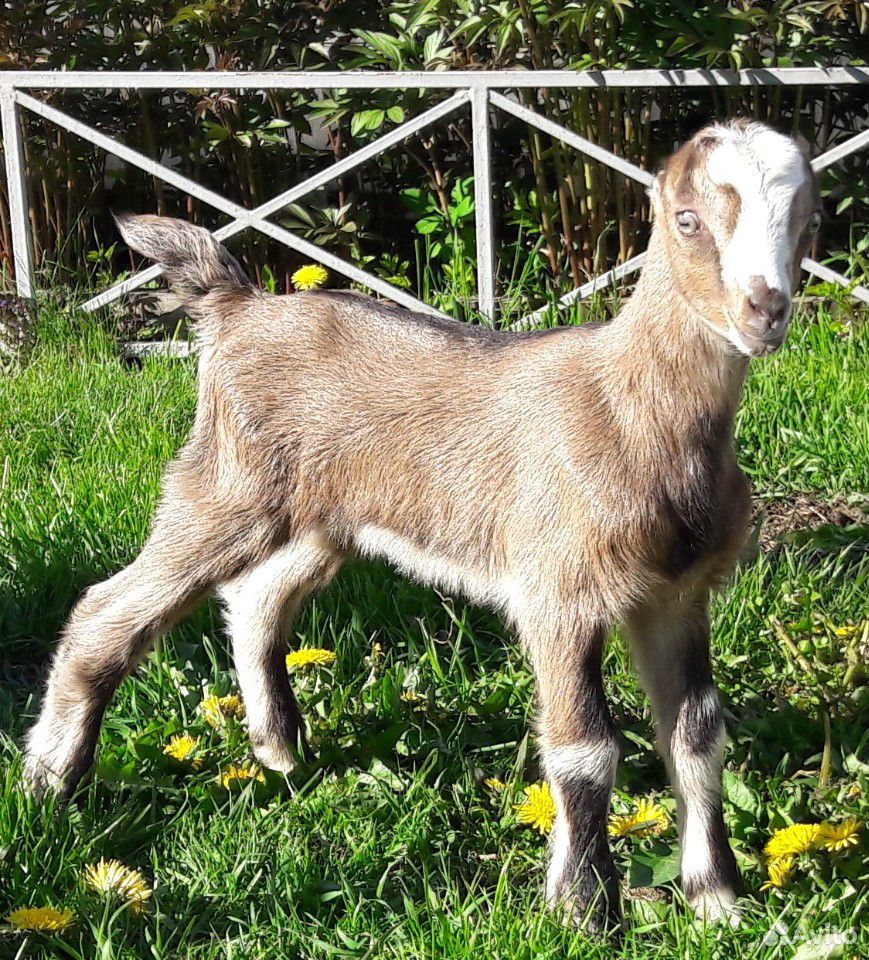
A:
[2,68,868,327]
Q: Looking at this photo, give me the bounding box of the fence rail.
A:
[2,67,869,324]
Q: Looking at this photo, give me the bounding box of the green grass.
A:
[0,301,867,959]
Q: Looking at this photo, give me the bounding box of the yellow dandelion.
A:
[5,906,74,932]
[399,689,427,711]
[371,642,384,660]
[846,784,862,800]
[484,777,506,792]
[763,822,822,859]
[218,763,266,789]
[199,693,245,727]
[83,859,152,916]
[761,855,797,891]
[608,797,671,839]
[515,782,557,834]
[285,648,337,670]
[163,733,202,769]
[292,264,328,290]
[832,622,866,639]
[817,818,861,853]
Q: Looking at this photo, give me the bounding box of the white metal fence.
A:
[2,67,869,326]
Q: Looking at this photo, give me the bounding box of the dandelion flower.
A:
[292,264,328,290]
[608,797,671,839]
[163,733,202,769]
[83,859,152,916]
[5,906,74,932]
[286,648,337,670]
[218,763,266,789]
[763,823,822,859]
[516,782,556,834]
[399,690,427,711]
[817,818,861,853]
[484,777,506,792]
[761,855,796,891]
[846,784,862,800]
[200,693,245,727]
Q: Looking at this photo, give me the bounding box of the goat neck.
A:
[604,226,750,442]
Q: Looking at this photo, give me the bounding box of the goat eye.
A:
[676,211,700,236]
[807,211,822,235]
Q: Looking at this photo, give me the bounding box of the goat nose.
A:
[746,277,790,331]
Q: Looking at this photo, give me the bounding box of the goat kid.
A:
[24,119,820,932]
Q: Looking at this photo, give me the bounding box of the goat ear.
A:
[647,167,666,212]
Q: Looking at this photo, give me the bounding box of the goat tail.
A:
[112,213,255,331]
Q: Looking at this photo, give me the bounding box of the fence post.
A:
[1,87,35,299]
[471,86,495,321]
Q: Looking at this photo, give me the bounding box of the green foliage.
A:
[403,177,475,258]
[280,200,367,259]
[1,1,867,308]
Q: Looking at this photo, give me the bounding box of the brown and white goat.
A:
[24,119,820,931]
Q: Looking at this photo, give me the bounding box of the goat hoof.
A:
[251,740,298,775]
[548,887,624,939]
[22,721,94,799]
[249,719,311,773]
[689,888,742,928]
[22,752,81,800]
[565,901,625,941]
[21,761,52,800]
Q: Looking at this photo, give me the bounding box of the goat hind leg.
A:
[24,512,246,797]
[219,536,342,773]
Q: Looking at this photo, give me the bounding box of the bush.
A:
[0,1,867,306]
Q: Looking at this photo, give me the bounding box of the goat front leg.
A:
[625,595,740,924]
[523,609,621,933]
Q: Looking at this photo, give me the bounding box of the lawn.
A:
[0,296,867,959]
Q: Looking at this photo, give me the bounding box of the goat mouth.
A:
[733,326,785,358]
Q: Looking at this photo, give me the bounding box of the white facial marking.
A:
[706,124,806,301]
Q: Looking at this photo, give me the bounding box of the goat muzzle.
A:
[737,277,791,355]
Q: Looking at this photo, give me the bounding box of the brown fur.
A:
[25,121,820,933]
